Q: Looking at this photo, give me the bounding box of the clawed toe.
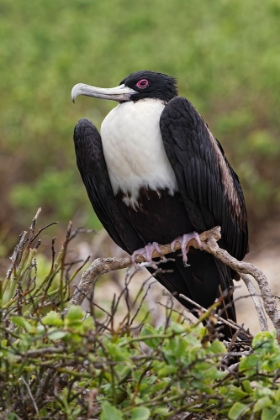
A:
[132,233,201,269]
[171,232,201,266]
[131,242,163,269]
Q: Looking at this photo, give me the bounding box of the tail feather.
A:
[147,248,236,339]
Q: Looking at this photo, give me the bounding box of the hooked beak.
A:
[71,83,136,103]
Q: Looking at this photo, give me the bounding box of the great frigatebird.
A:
[71,70,248,338]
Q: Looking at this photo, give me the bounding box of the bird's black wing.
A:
[160,97,248,261]
[73,118,144,254]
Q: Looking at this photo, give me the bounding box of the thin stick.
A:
[6,231,27,280]
[241,273,268,331]
[20,376,41,419]
[178,293,245,334]
[68,226,280,338]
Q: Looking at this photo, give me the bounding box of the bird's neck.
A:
[100,99,178,208]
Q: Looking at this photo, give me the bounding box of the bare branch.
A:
[20,376,41,419]
[178,293,247,336]
[6,231,28,280]
[68,226,280,338]
[241,273,268,332]
[200,228,280,336]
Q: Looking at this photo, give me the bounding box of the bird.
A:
[71,70,248,339]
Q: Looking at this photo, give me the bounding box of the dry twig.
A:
[69,226,280,338]
[241,273,268,332]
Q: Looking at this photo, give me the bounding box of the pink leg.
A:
[132,242,163,268]
[171,232,202,267]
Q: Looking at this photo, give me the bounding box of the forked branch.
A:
[69,226,280,338]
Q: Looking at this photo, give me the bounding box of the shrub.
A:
[1,214,280,419]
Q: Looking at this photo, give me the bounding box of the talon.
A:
[193,232,202,249]
[131,242,162,269]
[152,242,162,255]
[170,232,201,266]
[132,247,145,267]
[171,239,178,252]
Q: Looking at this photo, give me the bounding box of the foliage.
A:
[1,0,280,245]
[1,215,280,419]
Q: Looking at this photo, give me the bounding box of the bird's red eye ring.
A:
[136,79,149,89]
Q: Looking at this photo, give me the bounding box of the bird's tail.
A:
[147,248,236,339]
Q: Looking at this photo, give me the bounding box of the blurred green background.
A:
[1,0,280,255]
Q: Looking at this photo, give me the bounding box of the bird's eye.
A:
[136,79,149,89]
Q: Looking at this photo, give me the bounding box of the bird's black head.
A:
[120,71,178,103]
[71,70,178,104]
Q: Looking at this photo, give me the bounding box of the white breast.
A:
[100,99,178,207]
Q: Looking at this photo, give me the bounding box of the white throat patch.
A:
[100,99,178,208]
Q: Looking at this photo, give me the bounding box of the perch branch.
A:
[200,228,280,337]
[69,226,280,338]
[241,273,268,332]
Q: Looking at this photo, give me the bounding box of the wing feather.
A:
[73,118,144,254]
[160,97,248,260]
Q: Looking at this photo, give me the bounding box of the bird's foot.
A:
[131,242,163,269]
[171,232,202,267]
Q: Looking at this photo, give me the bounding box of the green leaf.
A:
[254,396,272,412]
[242,380,253,394]
[239,354,259,372]
[149,379,170,394]
[140,324,156,336]
[158,364,178,377]
[130,407,151,420]
[255,387,273,398]
[65,305,85,323]
[100,402,124,420]
[115,365,131,382]
[41,310,63,326]
[170,322,186,333]
[228,402,249,419]
[11,316,33,332]
[252,331,275,348]
[171,336,188,358]
[261,406,280,420]
[140,324,161,348]
[231,388,249,400]
[106,342,130,361]
[209,340,226,354]
[48,330,68,340]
